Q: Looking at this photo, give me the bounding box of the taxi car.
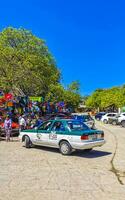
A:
[19,119,105,155]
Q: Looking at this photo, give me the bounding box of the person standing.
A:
[19,115,26,131]
[4,116,12,142]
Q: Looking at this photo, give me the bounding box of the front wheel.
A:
[24,136,31,148]
[59,141,72,155]
[121,120,125,128]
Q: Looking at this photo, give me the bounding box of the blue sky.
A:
[0,0,125,95]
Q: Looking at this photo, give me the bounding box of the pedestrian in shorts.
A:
[4,116,12,142]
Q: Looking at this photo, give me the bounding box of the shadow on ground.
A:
[33,145,112,158]
[72,149,112,158]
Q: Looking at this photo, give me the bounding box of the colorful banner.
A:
[0,97,5,108]
[29,97,42,102]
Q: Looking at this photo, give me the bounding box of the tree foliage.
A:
[0,27,81,109]
[0,27,60,96]
[45,81,81,109]
[86,86,125,109]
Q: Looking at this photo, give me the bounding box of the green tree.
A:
[67,81,80,93]
[86,89,103,109]
[0,27,82,109]
[0,27,60,96]
[86,86,125,110]
[45,83,81,109]
[64,90,81,109]
[45,84,65,102]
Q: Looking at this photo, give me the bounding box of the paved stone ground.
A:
[0,122,125,200]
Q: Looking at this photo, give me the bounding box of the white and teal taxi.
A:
[19,119,105,155]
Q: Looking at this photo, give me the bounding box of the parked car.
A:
[117,113,125,127]
[72,113,95,129]
[19,119,105,155]
[101,113,118,124]
[95,112,106,121]
[108,117,119,125]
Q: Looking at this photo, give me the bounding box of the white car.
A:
[19,119,105,155]
[101,113,118,124]
[117,113,125,127]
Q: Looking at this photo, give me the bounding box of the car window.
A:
[112,114,116,116]
[51,121,65,131]
[67,120,89,131]
[74,115,92,122]
[38,121,52,130]
[116,114,120,118]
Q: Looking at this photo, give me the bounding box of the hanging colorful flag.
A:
[4,93,13,100]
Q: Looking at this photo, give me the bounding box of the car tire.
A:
[96,117,100,121]
[121,120,125,128]
[112,121,117,125]
[24,136,31,148]
[59,141,72,155]
[103,119,108,124]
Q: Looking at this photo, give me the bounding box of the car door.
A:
[48,121,66,147]
[36,121,53,146]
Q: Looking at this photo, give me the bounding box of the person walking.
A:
[4,115,12,142]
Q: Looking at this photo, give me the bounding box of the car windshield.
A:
[75,115,93,122]
[67,120,89,131]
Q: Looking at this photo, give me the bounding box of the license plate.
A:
[89,134,97,140]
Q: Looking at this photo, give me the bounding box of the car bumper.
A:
[71,139,105,150]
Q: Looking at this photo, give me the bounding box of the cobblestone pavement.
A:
[0,122,125,200]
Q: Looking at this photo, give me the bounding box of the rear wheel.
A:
[103,119,108,124]
[24,136,31,148]
[96,117,100,121]
[112,121,117,125]
[59,141,72,155]
[121,120,125,128]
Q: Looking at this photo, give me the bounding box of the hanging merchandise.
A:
[0,97,5,109]
[7,101,13,107]
[4,93,13,100]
